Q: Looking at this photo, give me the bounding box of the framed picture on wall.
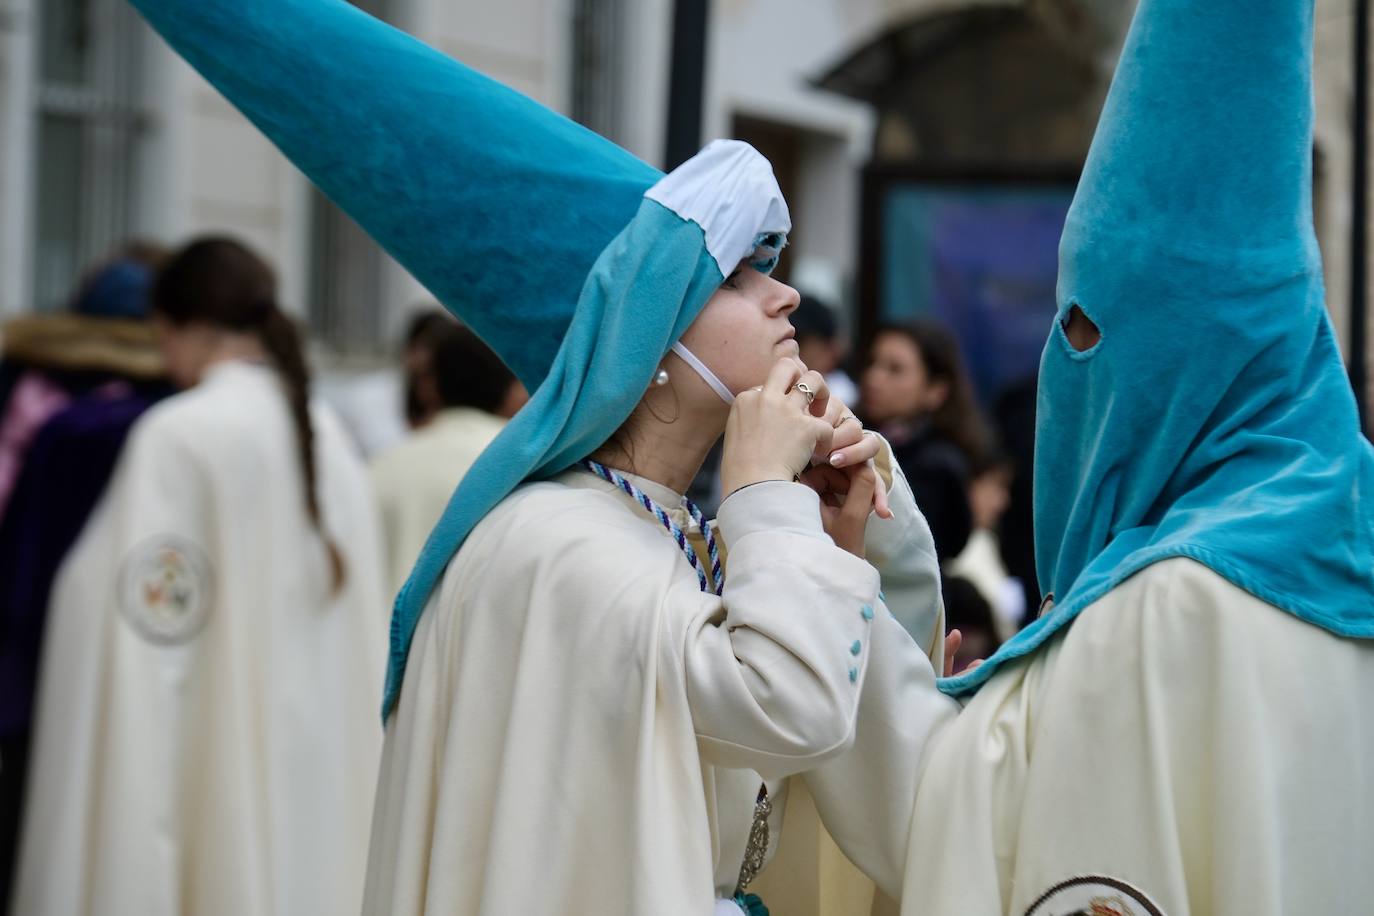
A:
[858,166,1079,406]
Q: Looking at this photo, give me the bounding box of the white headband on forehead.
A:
[645,139,791,279]
[646,141,791,407]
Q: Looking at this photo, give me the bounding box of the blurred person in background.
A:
[401,308,455,429]
[371,322,526,595]
[303,310,451,462]
[859,319,986,562]
[990,375,1039,628]
[936,577,1001,675]
[0,251,173,908]
[948,446,1024,641]
[12,237,386,916]
[0,244,166,523]
[792,294,858,406]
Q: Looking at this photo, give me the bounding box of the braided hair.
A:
[152,236,346,593]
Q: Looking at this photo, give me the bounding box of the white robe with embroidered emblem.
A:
[13,361,387,916]
[361,453,946,916]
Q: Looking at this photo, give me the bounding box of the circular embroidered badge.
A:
[118,536,213,645]
[1024,876,1165,916]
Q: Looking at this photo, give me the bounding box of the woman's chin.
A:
[775,338,800,357]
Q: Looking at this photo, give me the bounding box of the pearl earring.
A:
[653,367,670,387]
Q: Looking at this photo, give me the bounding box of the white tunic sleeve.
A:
[864,443,944,657]
[666,480,881,778]
[801,450,961,899]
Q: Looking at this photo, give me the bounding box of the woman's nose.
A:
[770,279,801,316]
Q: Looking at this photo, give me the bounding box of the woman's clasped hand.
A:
[722,357,893,558]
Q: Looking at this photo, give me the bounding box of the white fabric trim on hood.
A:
[645,139,792,280]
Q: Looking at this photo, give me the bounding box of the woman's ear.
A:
[925,378,951,413]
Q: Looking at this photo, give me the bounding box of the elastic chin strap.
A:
[670,341,735,405]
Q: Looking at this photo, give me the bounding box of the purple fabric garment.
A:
[0,372,72,523]
[0,384,166,735]
[0,384,165,907]
[0,384,166,906]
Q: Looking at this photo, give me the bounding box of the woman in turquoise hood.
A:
[801,0,1374,912]
[14,2,957,915]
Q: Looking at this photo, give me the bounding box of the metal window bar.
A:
[33,0,151,311]
[309,190,385,356]
[307,0,388,356]
[571,0,624,142]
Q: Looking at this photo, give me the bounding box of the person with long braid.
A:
[13,237,387,916]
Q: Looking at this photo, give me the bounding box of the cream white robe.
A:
[809,556,1374,915]
[362,456,945,916]
[13,361,387,916]
[370,407,507,595]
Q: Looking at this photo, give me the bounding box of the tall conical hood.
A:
[942,0,1374,696]
[127,0,659,388]
[126,0,793,718]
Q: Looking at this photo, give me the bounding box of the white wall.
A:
[703,0,882,307]
[3,0,1366,394]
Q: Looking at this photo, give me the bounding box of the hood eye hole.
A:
[1062,304,1101,352]
[1038,593,1055,617]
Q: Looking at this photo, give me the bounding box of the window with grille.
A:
[33,0,153,311]
[571,0,626,142]
[306,0,389,356]
[308,190,387,356]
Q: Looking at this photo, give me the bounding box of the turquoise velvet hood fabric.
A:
[942,0,1374,697]
[124,0,787,717]
[125,0,661,391]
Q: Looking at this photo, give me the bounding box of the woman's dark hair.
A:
[401,309,454,426]
[403,308,452,351]
[430,324,516,414]
[152,236,345,592]
[791,294,838,345]
[873,319,988,464]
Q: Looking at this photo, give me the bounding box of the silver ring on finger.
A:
[840,413,861,427]
[792,381,816,406]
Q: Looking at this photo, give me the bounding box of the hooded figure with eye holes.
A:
[799,0,1374,912]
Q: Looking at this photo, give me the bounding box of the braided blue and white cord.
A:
[684,498,723,596]
[581,458,724,595]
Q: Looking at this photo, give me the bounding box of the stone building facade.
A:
[0,0,1367,413]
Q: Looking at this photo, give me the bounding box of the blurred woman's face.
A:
[675,264,801,397]
[861,331,945,425]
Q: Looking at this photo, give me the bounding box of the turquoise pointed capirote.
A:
[126,0,661,390]
[125,0,793,719]
[942,0,1374,696]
